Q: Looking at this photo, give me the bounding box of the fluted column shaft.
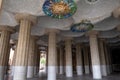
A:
[13,14,36,80]
[5,45,11,75]
[27,37,37,78]
[36,48,40,75]
[59,47,63,74]
[107,46,112,73]
[0,29,11,80]
[83,46,90,74]
[65,38,73,77]
[46,47,48,74]
[33,45,37,75]
[104,43,111,74]
[11,43,17,76]
[37,50,40,73]
[99,39,107,76]
[76,44,83,75]
[0,0,2,10]
[47,30,57,80]
[89,34,102,79]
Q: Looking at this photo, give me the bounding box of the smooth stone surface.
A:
[85,66,90,74]
[47,66,56,80]
[13,66,27,80]
[92,65,102,79]
[101,65,107,76]
[76,66,83,75]
[66,66,73,77]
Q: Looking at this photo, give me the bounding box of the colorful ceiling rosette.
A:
[42,0,77,19]
[70,20,94,32]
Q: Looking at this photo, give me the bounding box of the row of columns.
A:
[27,36,38,78]
[0,27,14,80]
[76,44,83,75]
[83,46,90,74]
[0,14,41,80]
[47,30,57,80]
[48,31,112,80]
[0,14,113,80]
[65,38,73,77]
[89,32,102,79]
[13,14,37,80]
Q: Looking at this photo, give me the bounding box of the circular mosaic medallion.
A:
[71,20,94,32]
[42,0,77,19]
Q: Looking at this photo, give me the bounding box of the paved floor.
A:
[27,73,120,80]
[6,72,120,80]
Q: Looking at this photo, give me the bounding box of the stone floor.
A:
[6,72,120,80]
[27,73,120,80]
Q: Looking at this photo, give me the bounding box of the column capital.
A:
[87,30,99,37]
[45,29,60,34]
[15,13,37,25]
[0,26,15,33]
[113,6,120,18]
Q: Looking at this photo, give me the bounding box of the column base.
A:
[59,66,63,74]
[0,66,4,80]
[92,65,102,79]
[101,65,107,76]
[56,66,58,74]
[85,66,90,74]
[36,67,39,73]
[66,66,73,77]
[76,66,83,75]
[11,66,15,76]
[13,66,27,80]
[34,66,37,76]
[107,65,110,74]
[27,66,34,78]
[47,66,56,80]
[109,65,113,73]
[45,66,48,74]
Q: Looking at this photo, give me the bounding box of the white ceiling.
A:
[1,0,120,45]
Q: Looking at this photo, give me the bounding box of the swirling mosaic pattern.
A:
[42,0,77,19]
[71,20,94,32]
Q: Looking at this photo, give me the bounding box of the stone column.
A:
[56,47,59,74]
[13,14,36,80]
[34,44,39,76]
[11,42,17,76]
[0,26,14,80]
[89,31,102,79]
[83,46,90,74]
[63,47,65,74]
[99,39,107,76]
[36,48,40,75]
[47,29,58,80]
[45,47,48,74]
[107,46,112,73]
[104,43,110,74]
[0,0,2,9]
[65,38,73,77]
[76,43,83,75]
[27,36,38,78]
[5,45,11,75]
[59,46,63,74]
